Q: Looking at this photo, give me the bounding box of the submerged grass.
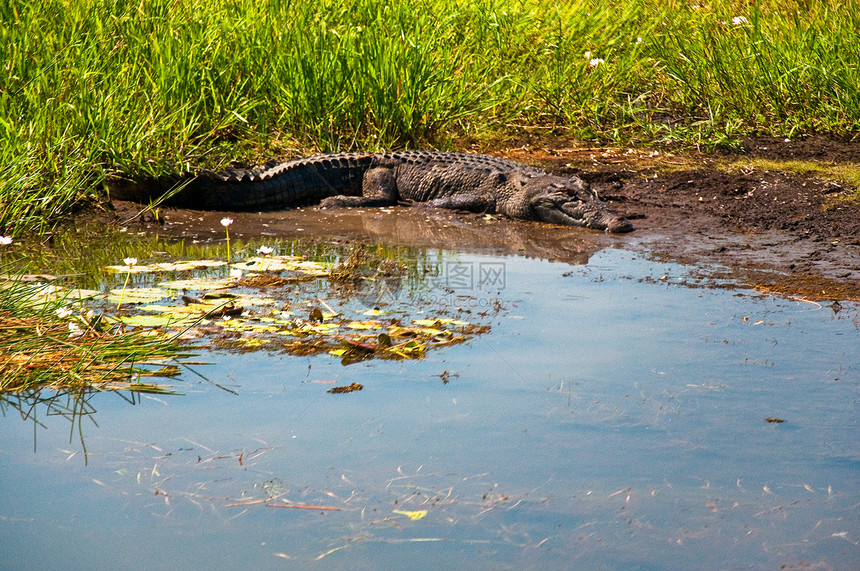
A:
[0,270,189,393]
[1,0,859,236]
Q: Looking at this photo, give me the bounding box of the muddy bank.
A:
[502,135,860,299]
[110,136,860,300]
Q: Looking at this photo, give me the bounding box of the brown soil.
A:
[110,135,860,301]
[501,135,860,300]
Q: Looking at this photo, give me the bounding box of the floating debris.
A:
[88,252,492,363]
[327,383,364,394]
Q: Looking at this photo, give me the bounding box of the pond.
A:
[1,211,858,570]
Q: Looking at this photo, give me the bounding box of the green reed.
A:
[1,0,858,236]
[0,270,189,393]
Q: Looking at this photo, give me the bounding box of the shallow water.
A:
[2,243,858,570]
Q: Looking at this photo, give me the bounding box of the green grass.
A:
[1,0,859,236]
[724,158,860,201]
[0,270,189,393]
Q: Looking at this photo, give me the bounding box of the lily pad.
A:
[345,320,384,330]
[158,278,234,291]
[118,314,185,327]
[231,256,330,275]
[105,259,226,273]
[413,318,471,327]
[108,287,172,305]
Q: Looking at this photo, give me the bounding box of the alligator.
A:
[114,151,633,232]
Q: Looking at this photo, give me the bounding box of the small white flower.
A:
[589,58,605,67]
[0,236,12,245]
[123,257,137,267]
[56,307,73,319]
[732,16,749,26]
[257,245,274,255]
[68,322,84,339]
[584,50,592,60]
[220,217,234,227]
[636,36,643,44]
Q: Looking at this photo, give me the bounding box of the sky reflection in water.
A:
[1,248,858,570]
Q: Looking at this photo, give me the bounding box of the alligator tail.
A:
[109,153,375,211]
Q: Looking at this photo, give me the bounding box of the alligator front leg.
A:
[419,193,496,213]
[319,167,399,208]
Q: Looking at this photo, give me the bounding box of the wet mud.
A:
[110,135,860,301]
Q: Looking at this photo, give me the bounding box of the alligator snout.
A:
[606,215,634,233]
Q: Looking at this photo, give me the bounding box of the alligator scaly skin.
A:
[113,151,633,232]
[189,152,377,210]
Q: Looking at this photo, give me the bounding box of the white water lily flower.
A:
[257,245,274,255]
[68,322,84,339]
[123,257,137,267]
[0,236,12,245]
[220,217,234,227]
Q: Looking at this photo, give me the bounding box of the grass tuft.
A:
[0,271,189,393]
[1,0,859,235]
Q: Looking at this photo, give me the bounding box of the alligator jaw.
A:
[600,212,635,233]
[562,200,633,233]
[531,197,633,233]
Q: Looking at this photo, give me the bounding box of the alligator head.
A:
[524,177,633,233]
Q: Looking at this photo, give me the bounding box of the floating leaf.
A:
[377,333,392,347]
[360,308,388,316]
[139,302,218,317]
[327,383,363,394]
[300,322,340,334]
[343,339,375,353]
[401,340,425,352]
[231,256,330,275]
[118,314,183,327]
[220,320,281,334]
[202,291,239,300]
[413,327,448,337]
[158,278,234,291]
[234,338,271,348]
[105,259,226,273]
[66,288,103,300]
[160,260,226,271]
[393,509,427,520]
[413,318,470,327]
[345,320,383,330]
[107,287,171,305]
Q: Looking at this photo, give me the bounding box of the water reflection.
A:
[155,206,604,266]
[0,387,144,463]
[1,240,858,569]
